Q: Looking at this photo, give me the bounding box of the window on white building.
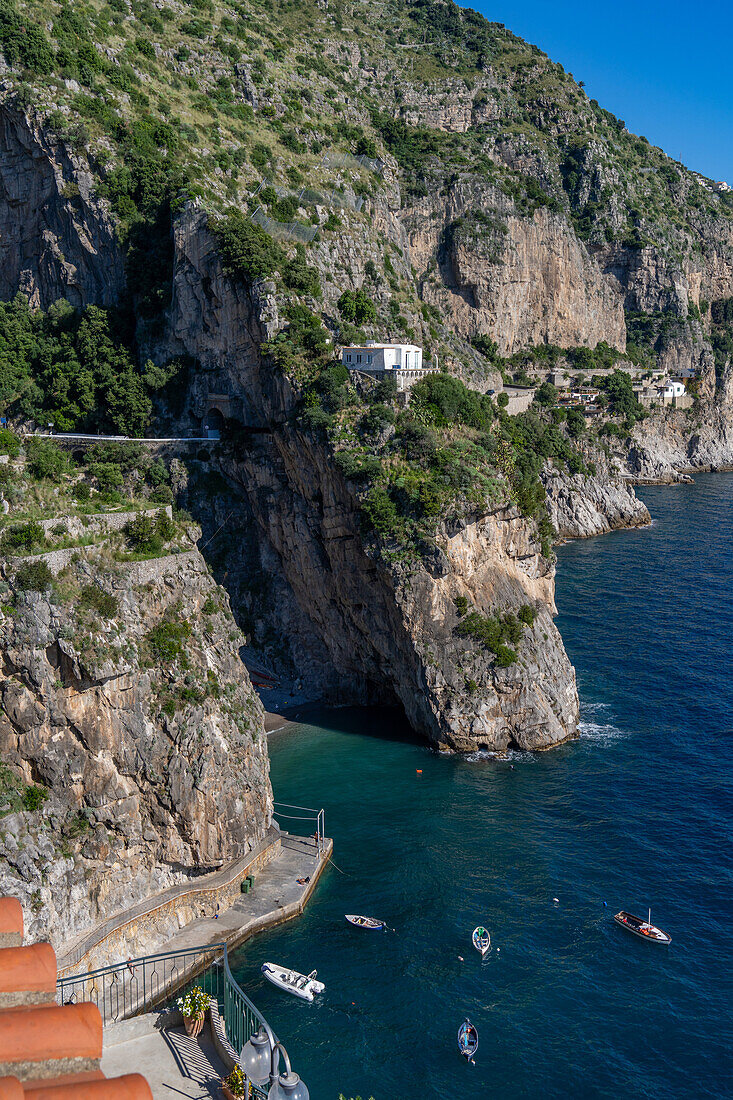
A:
[346,354,352,363]
[367,354,373,364]
[356,354,362,364]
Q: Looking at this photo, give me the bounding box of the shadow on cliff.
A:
[281,704,424,747]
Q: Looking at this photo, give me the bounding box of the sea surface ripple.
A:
[231,473,733,1099]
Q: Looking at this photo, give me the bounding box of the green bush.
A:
[124,514,162,553]
[214,211,285,282]
[566,408,586,438]
[361,486,400,538]
[79,584,118,618]
[518,604,536,627]
[0,298,151,436]
[595,369,645,422]
[72,481,91,501]
[0,0,54,73]
[454,595,468,616]
[0,427,20,456]
[534,381,558,407]
[455,610,525,666]
[283,245,321,295]
[22,785,48,812]
[360,404,395,437]
[145,619,191,665]
[337,289,377,325]
[15,560,53,591]
[1,521,46,552]
[300,406,333,438]
[25,439,71,482]
[89,462,124,492]
[410,374,491,430]
[156,509,176,541]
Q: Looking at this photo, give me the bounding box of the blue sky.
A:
[471,0,733,183]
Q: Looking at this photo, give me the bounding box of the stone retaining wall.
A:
[57,830,281,977]
[37,506,172,539]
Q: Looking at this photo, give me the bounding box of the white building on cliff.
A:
[341,342,432,392]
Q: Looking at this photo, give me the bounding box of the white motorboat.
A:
[261,962,325,1002]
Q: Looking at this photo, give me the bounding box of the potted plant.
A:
[221,1064,249,1098]
[177,986,210,1037]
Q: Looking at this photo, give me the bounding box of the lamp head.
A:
[240,1026,271,1084]
[267,1071,310,1100]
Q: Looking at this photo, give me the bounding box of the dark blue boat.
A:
[458,1018,478,1064]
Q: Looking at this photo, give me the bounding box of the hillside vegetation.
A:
[0,0,730,561]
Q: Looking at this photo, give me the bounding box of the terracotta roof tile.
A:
[0,945,57,1006]
[0,1002,102,1076]
[0,897,153,1099]
[0,900,23,947]
[0,1074,25,1099]
[24,1073,154,1098]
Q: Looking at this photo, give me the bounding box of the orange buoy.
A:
[416,769,423,774]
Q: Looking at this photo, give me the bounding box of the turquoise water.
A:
[232,474,733,1099]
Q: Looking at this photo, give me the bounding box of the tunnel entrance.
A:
[203,407,225,439]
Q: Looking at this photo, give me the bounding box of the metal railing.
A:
[57,942,273,1097]
[272,801,325,857]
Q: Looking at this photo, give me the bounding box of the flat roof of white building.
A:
[341,342,422,352]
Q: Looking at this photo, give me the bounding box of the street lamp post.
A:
[267,1041,309,1100]
[240,1028,309,1099]
[240,1026,272,1088]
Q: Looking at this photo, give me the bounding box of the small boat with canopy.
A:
[457,1018,478,1064]
[472,926,490,957]
[614,909,671,945]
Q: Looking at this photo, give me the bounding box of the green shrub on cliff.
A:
[79,584,119,618]
[0,0,54,74]
[26,439,72,482]
[1,520,46,553]
[0,427,20,457]
[145,618,192,666]
[337,289,376,325]
[214,212,285,282]
[0,297,152,435]
[14,559,53,591]
[455,610,524,666]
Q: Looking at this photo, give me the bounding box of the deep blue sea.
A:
[232,474,733,1099]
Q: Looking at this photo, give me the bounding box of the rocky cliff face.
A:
[0,538,271,950]
[541,452,651,539]
[407,187,626,355]
[160,210,578,751]
[0,101,125,310]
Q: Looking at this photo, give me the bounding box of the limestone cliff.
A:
[0,101,124,310]
[542,452,651,540]
[0,537,271,950]
[160,210,578,752]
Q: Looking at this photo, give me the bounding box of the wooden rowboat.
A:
[345,914,386,930]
